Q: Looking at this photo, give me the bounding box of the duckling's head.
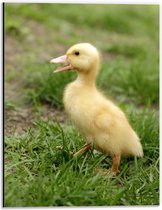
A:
[50,43,100,77]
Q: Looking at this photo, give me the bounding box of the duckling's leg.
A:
[111,154,121,175]
[73,143,91,157]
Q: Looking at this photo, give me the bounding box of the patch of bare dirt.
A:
[5,104,66,136]
[5,106,34,135]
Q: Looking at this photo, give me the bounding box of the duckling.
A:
[50,43,143,175]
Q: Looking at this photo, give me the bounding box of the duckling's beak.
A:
[50,55,73,73]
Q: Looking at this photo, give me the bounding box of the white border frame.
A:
[1,1,161,209]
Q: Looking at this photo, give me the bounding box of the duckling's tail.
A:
[133,139,144,157]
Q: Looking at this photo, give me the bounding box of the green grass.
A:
[5,4,158,37]
[4,3,159,207]
[5,108,159,206]
[4,3,159,108]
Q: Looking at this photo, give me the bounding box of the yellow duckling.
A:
[50,43,143,175]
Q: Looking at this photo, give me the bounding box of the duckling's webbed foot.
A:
[73,143,91,157]
[94,154,121,177]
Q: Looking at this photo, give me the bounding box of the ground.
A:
[4,3,159,206]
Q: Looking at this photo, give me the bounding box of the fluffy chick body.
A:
[64,80,143,157]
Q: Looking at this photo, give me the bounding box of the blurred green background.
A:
[4,3,159,207]
[5,3,159,107]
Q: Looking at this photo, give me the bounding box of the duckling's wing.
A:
[94,112,113,132]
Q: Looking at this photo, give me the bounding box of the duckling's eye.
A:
[75,51,80,56]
